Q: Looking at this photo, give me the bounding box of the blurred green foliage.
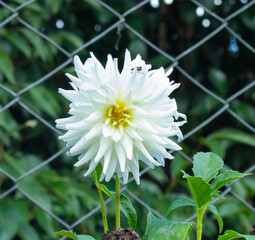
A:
[0,0,255,240]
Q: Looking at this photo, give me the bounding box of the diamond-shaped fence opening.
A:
[0,0,255,239]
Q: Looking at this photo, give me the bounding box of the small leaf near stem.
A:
[116,174,121,228]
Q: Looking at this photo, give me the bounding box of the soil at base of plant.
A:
[250,223,255,235]
[102,227,142,240]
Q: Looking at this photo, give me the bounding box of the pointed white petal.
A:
[105,154,117,182]
[103,148,112,174]
[121,134,133,160]
[84,160,98,177]
[115,143,126,172]
[125,127,143,141]
[94,136,111,163]
[74,144,98,167]
[135,140,161,166]
[102,122,114,137]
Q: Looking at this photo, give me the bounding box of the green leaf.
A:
[0,49,15,83]
[36,210,55,235]
[166,197,195,216]
[54,232,96,240]
[26,85,61,118]
[211,190,225,199]
[53,230,76,239]
[208,67,228,96]
[192,152,223,182]
[218,230,255,240]
[143,212,194,240]
[91,164,102,187]
[19,177,51,211]
[100,184,137,229]
[147,166,168,184]
[201,138,226,159]
[18,222,39,240]
[182,172,212,208]
[20,28,47,61]
[100,184,115,199]
[0,201,20,240]
[119,193,137,230]
[48,0,62,14]
[75,235,96,240]
[5,33,31,58]
[207,128,255,147]
[207,204,223,233]
[170,154,187,179]
[212,170,250,193]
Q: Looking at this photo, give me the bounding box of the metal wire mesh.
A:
[0,0,255,239]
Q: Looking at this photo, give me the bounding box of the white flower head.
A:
[56,50,186,184]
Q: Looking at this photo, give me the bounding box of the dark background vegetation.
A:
[0,0,255,239]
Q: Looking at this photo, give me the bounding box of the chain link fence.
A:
[0,0,255,239]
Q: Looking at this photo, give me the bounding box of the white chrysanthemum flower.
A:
[56,50,186,184]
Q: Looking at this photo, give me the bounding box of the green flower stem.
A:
[196,203,208,240]
[97,185,108,233]
[116,174,121,228]
[186,234,190,240]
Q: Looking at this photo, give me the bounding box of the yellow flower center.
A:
[105,100,132,127]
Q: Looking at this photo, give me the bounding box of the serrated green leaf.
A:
[91,164,102,187]
[192,152,223,182]
[142,212,194,240]
[0,49,15,83]
[212,170,250,193]
[182,173,212,208]
[218,230,255,240]
[166,197,195,216]
[53,230,76,239]
[207,204,223,233]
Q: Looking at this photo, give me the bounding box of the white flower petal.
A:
[84,160,98,177]
[135,140,161,166]
[125,127,143,141]
[56,51,186,184]
[102,122,115,137]
[74,144,98,167]
[103,148,112,174]
[121,134,133,160]
[95,136,111,163]
[114,143,126,172]
[105,154,117,182]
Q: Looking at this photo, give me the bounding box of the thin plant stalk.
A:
[116,174,121,228]
[97,185,108,233]
[186,234,190,240]
[196,204,208,240]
